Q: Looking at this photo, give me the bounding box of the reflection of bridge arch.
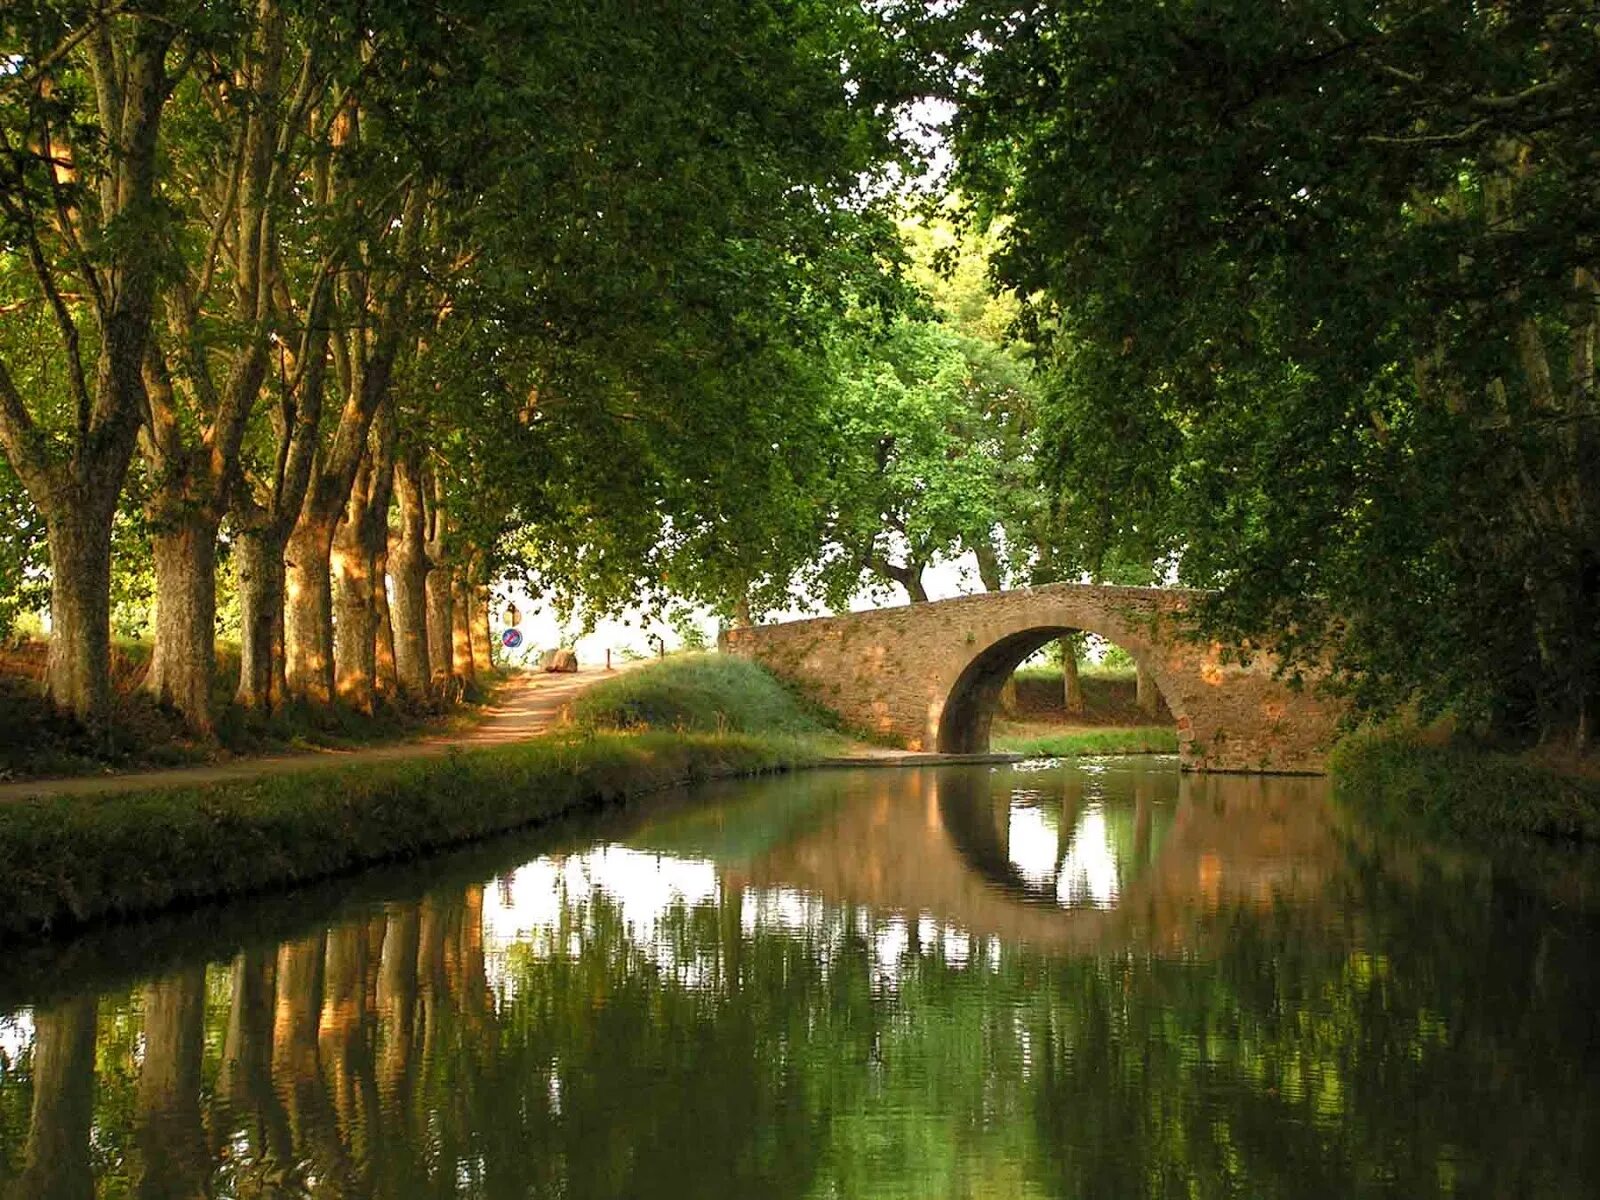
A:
[726,583,1341,773]
[720,766,1338,957]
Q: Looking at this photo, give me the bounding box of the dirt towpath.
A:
[0,665,630,803]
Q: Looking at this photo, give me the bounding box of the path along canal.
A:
[2,756,1598,1197]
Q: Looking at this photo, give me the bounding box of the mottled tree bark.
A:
[470,581,494,674]
[1063,638,1085,715]
[332,409,396,713]
[283,182,425,707]
[451,572,477,687]
[422,469,454,697]
[43,513,117,726]
[869,553,929,604]
[143,513,219,732]
[424,567,454,698]
[973,540,1004,592]
[233,528,287,712]
[389,452,431,698]
[284,512,340,706]
[374,548,398,696]
[0,22,174,727]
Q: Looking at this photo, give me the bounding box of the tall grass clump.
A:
[1330,730,1600,842]
[573,654,832,736]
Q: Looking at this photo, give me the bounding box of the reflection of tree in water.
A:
[0,770,1597,1197]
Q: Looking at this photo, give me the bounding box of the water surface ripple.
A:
[2,758,1597,1198]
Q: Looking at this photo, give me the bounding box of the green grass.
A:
[1330,729,1600,842]
[0,729,830,944]
[573,653,836,738]
[993,724,1180,758]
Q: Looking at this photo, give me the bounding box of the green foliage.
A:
[572,654,832,738]
[0,731,825,942]
[0,459,46,638]
[948,0,1600,745]
[666,607,710,653]
[809,314,1037,603]
[1330,730,1600,842]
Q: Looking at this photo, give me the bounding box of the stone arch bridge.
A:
[724,584,1341,774]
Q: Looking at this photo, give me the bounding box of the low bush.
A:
[1330,730,1600,842]
[0,730,825,943]
[572,653,832,737]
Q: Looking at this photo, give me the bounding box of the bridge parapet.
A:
[725,583,1342,774]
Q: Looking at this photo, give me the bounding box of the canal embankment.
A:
[1330,728,1600,841]
[0,728,832,944]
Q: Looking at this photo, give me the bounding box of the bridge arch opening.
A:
[935,625,1178,755]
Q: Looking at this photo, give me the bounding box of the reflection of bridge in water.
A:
[706,765,1339,957]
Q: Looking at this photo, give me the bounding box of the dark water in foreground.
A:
[2,758,1599,1199]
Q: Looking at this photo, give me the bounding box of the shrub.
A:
[572,653,830,736]
[1330,730,1600,842]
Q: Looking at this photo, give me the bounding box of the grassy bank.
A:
[1330,730,1600,841]
[994,723,1180,758]
[0,730,827,944]
[574,653,842,739]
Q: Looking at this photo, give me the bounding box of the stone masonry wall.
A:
[725,584,1343,774]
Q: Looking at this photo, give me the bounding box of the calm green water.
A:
[2,758,1598,1198]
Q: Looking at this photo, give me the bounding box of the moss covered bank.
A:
[0,730,826,944]
[1331,731,1600,842]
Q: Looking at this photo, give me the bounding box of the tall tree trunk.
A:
[470,581,493,674]
[0,23,174,728]
[451,572,476,687]
[973,540,1004,592]
[870,554,928,604]
[331,516,379,713]
[284,513,339,706]
[903,567,930,604]
[1062,637,1085,716]
[423,470,454,697]
[233,527,287,711]
[374,548,398,696]
[425,567,454,699]
[8,996,97,1200]
[1136,662,1159,717]
[44,509,116,726]
[332,412,396,713]
[143,512,219,732]
[390,453,431,698]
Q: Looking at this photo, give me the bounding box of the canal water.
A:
[2,757,1598,1198]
